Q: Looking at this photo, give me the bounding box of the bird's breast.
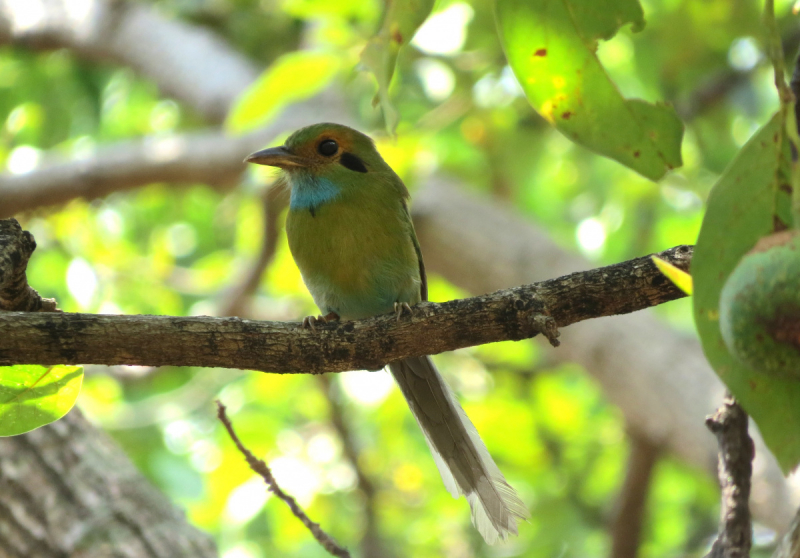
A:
[285,195,421,320]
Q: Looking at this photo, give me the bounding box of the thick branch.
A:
[0,0,256,122]
[0,245,692,373]
[0,102,350,218]
[0,408,218,558]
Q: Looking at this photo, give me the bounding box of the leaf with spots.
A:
[360,0,435,133]
[0,365,83,436]
[693,111,800,473]
[495,0,683,181]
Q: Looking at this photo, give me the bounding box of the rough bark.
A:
[704,394,753,558]
[0,240,691,373]
[0,407,218,558]
[0,220,217,558]
[0,219,57,311]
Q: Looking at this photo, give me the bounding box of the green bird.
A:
[246,123,528,543]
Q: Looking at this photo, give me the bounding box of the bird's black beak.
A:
[245,146,309,168]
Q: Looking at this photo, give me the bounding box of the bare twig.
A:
[704,393,753,558]
[215,401,351,558]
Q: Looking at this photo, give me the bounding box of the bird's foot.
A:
[393,302,413,321]
[301,312,340,332]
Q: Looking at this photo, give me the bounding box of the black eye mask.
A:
[339,152,368,173]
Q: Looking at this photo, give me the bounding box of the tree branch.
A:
[704,394,753,558]
[0,0,795,534]
[0,228,691,373]
[610,434,662,558]
[0,0,256,122]
[0,104,349,218]
[0,219,57,311]
[0,218,218,558]
[216,401,351,558]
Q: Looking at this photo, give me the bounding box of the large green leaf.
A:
[0,365,84,436]
[496,0,683,181]
[226,51,341,134]
[360,0,435,133]
[693,112,800,473]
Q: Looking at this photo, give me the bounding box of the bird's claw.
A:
[302,315,321,332]
[302,312,340,332]
[393,302,413,321]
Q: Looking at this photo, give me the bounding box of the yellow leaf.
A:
[651,256,692,296]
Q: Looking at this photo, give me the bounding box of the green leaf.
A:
[693,112,800,473]
[496,0,683,181]
[226,52,341,134]
[360,0,435,133]
[0,365,84,436]
[652,256,692,296]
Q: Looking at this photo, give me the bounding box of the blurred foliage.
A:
[0,365,84,436]
[2,0,797,556]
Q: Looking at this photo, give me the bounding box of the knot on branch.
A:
[0,218,58,312]
[530,313,560,347]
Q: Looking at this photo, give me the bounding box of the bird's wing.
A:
[402,200,428,302]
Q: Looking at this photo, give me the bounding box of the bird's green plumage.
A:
[286,173,423,319]
[279,123,423,319]
[246,123,527,543]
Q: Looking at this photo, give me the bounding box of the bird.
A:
[245,122,528,543]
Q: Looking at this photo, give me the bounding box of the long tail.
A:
[388,355,529,544]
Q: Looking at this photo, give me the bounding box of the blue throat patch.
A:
[289,173,341,212]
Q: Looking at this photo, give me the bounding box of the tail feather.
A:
[388,356,529,544]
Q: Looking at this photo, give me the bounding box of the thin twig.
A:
[704,393,753,558]
[215,400,351,558]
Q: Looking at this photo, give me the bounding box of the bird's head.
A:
[245,123,389,177]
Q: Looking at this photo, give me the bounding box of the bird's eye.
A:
[318,139,338,156]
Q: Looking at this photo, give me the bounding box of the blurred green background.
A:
[2,0,797,556]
